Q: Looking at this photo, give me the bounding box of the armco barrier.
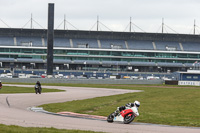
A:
[0,78,164,84]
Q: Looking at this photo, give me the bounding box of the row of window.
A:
[0,54,196,64]
[0,48,199,64]
[0,48,200,58]
[186,76,199,79]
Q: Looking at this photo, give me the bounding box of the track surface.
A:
[0,84,199,133]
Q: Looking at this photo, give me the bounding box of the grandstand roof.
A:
[0,28,200,43]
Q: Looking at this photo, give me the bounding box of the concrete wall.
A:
[1,78,164,84]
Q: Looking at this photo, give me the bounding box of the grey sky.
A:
[0,0,200,34]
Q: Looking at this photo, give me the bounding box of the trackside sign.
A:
[178,81,200,86]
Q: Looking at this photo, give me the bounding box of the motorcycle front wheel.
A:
[107,113,115,123]
[124,113,135,124]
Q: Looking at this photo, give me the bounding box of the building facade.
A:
[0,28,200,73]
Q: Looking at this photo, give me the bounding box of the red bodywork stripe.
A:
[120,109,133,117]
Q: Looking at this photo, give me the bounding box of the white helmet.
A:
[134,100,140,108]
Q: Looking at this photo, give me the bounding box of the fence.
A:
[1,78,164,84]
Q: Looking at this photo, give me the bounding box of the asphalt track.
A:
[0,84,199,133]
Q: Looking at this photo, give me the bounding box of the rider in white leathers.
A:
[114,100,140,116]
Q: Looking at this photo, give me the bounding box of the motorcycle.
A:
[35,84,41,94]
[107,106,139,124]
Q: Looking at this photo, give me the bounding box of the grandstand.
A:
[0,28,199,73]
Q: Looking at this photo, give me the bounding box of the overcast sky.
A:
[0,0,200,34]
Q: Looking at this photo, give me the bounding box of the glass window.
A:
[54,50,66,54]
[10,49,20,53]
[0,48,9,52]
[193,76,198,79]
[186,76,192,79]
[122,52,133,56]
[146,53,155,57]
[89,51,99,55]
[67,50,77,55]
[0,55,9,58]
[33,49,45,54]
[21,49,32,53]
[100,51,110,56]
[188,54,198,58]
[177,54,187,58]
[78,50,88,53]
[134,52,144,57]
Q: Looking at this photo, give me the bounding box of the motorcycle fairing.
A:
[120,109,133,117]
[113,109,133,122]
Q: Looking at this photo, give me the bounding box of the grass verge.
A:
[0,124,103,133]
[0,86,64,94]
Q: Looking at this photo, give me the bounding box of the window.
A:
[22,49,32,53]
[33,49,45,54]
[54,50,65,54]
[89,51,99,55]
[100,51,110,56]
[111,51,121,56]
[10,49,20,53]
[186,76,192,79]
[193,76,198,79]
[0,48,9,52]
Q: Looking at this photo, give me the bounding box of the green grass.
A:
[0,124,103,133]
[40,84,200,127]
[0,86,64,94]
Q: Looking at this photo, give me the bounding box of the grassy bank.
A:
[40,84,200,127]
[0,124,103,133]
[0,86,64,94]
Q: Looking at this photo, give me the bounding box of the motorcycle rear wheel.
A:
[35,89,38,94]
[124,113,135,124]
[107,113,114,123]
[38,87,41,94]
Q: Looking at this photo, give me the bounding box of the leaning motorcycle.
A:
[35,84,41,94]
[107,106,139,124]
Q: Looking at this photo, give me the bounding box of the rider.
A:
[114,100,140,116]
[35,81,42,90]
[0,80,2,89]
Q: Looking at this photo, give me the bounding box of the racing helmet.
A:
[134,100,140,108]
